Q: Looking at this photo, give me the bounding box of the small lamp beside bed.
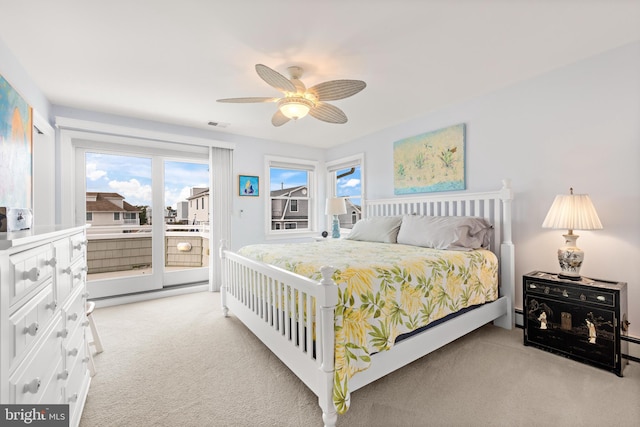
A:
[325,197,347,238]
[542,187,603,280]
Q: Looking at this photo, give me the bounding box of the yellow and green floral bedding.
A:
[237,239,498,414]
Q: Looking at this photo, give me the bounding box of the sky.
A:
[269,166,362,205]
[85,152,209,208]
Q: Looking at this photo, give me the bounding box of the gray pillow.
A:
[396,215,492,250]
[345,216,402,243]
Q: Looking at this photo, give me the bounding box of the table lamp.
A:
[542,187,603,280]
[325,197,347,238]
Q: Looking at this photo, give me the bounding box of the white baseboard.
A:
[93,284,209,308]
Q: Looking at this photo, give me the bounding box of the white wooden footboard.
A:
[219,243,339,426]
[219,180,515,427]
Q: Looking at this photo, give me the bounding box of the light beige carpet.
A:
[80,291,639,427]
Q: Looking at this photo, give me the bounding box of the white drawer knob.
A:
[73,241,87,250]
[81,321,90,327]
[68,393,78,403]
[23,267,40,282]
[62,267,72,275]
[73,272,83,280]
[24,322,39,336]
[68,313,78,321]
[23,378,41,394]
[57,370,69,380]
[82,292,90,299]
[68,348,79,357]
[46,301,58,311]
[45,257,57,267]
[597,295,606,302]
[57,329,69,338]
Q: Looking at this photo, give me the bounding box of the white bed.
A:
[219,180,514,427]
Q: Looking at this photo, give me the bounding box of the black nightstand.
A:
[523,271,629,376]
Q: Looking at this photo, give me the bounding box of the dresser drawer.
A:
[64,319,86,370]
[9,243,56,306]
[65,344,89,412]
[69,233,88,263]
[8,282,57,369]
[38,358,65,404]
[9,317,64,404]
[525,279,616,307]
[63,287,87,340]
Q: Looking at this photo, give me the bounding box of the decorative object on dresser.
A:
[0,226,90,427]
[325,197,347,238]
[523,271,628,377]
[541,187,603,280]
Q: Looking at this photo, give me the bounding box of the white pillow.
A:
[396,215,492,250]
[345,216,402,243]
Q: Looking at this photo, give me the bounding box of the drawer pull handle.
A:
[46,301,58,311]
[23,267,40,282]
[82,292,90,299]
[73,272,83,280]
[62,267,72,275]
[57,370,69,380]
[81,321,90,327]
[596,296,606,302]
[58,329,69,338]
[68,393,79,403]
[81,266,88,272]
[82,357,90,364]
[529,284,537,289]
[45,257,57,267]
[580,294,587,301]
[24,322,39,336]
[68,313,78,321]
[68,348,79,357]
[23,378,41,394]
[73,241,87,251]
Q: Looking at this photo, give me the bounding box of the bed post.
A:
[219,239,229,318]
[494,179,515,329]
[318,266,338,427]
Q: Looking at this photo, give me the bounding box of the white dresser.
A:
[1,226,90,427]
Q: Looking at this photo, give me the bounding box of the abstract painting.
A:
[0,74,33,210]
[393,123,465,195]
[239,175,259,197]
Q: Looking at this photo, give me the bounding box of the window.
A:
[326,154,364,230]
[266,156,317,236]
[86,212,93,221]
[113,212,120,221]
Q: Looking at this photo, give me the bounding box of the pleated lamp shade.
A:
[542,193,603,231]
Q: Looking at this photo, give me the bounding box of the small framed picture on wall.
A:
[239,175,259,197]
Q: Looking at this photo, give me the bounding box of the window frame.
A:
[325,153,365,233]
[265,155,318,239]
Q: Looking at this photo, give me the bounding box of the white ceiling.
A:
[1,1,639,149]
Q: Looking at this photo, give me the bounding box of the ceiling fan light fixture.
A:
[278,97,314,120]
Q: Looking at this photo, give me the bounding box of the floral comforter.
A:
[237,239,498,414]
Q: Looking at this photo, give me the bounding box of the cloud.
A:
[165,186,193,209]
[339,178,360,188]
[86,162,108,181]
[108,179,152,205]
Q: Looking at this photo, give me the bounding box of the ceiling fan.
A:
[217,64,366,127]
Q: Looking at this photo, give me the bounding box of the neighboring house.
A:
[187,187,209,225]
[85,192,140,226]
[338,199,362,229]
[270,185,309,230]
[175,201,189,223]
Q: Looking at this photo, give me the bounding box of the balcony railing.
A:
[85,224,210,277]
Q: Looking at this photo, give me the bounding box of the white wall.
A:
[327,41,640,338]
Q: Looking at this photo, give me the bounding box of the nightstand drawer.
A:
[525,279,616,307]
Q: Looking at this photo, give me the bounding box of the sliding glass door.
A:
[76,146,209,298]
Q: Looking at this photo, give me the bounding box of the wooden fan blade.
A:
[217,97,279,103]
[271,109,291,127]
[309,102,348,124]
[308,80,366,101]
[256,64,297,94]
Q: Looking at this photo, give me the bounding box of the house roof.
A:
[86,193,140,213]
[270,186,307,197]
